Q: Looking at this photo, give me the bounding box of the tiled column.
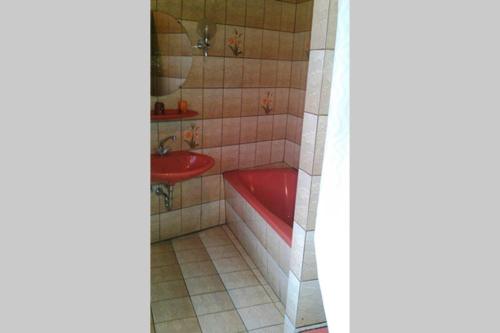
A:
[284,0,338,331]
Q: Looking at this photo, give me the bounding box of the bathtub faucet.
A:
[157,135,176,156]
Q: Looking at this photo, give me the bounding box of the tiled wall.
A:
[284,0,338,331]
[151,0,313,242]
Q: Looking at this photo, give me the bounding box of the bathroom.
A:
[150,0,338,332]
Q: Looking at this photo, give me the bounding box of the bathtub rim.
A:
[223,168,296,246]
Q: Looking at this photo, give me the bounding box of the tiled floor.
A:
[151,225,286,333]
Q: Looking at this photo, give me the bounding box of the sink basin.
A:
[151,151,215,185]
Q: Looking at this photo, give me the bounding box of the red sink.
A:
[151,151,215,185]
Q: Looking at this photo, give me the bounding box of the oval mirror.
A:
[151,11,192,97]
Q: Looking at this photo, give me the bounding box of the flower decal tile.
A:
[261,91,273,114]
[183,124,200,149]
[227,29,243,57]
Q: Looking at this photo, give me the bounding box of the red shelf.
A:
[151,109,199,122]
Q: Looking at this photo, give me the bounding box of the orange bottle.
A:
[178,100,188,113]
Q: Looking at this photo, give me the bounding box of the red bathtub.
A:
[223,168,298,245]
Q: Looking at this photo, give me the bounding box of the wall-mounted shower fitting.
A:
[151,183,174,210]
[193,18,217,56]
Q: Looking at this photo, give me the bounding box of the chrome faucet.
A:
[157,135,176,156]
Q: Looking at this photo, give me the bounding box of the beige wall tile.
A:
[239,143,257,168]
[182,177,202,207]
[244,28,263,58]
[183,56,203,88]
[304,50,325,114]
[312,115,328,175]
[264,0,283,30]
[280,2,296,32]
[255,141,272,165]
[310,0,329,50]
[182,0,206,20]
[319,50,335,115]
[272,114,287,139]
[224,58,244,87]
[201,201,221,229]
[203,57,224,87]
[261,30,280,60]
[299,112,317,173]
[246,0,265,28]
[241,88,260,116]
[285,272,300,324]
[222,118,241,145]
[157,0,182,18]
[203,88,223,119]
[257,115,273,141]
[278,33,294,61]
[160,210,181,240]
[274,87,290,114]
[240,116,258,143]
[295,0,313,32]
[294,169,311,229]
[202,175,221,203]
[243,59,262,88]
[296,279,326,326]
[221,145,240,171]
[270,140,285,163]
[325,0,338,49]
[205,0,227,24]
[226,0,246,26]
[223,89,242,117]
[260,60,278,87]
[181,205,202,233]
[286,115,298,142]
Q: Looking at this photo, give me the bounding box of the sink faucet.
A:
[157,135,176,156]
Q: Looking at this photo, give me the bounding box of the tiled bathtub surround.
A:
[284,0,338,331]
[224,181,291,305]
[151,0,314,241]
[151,226,286,333]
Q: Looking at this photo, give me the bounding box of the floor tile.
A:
[191,291,235,316]
[198,310,246,333]
[206,244,240,260]
[274,302,285,316]
[155,318,201,333]
[151,297,195,323]
[180,261,218,278]
[151,264,183,284]
[172,236,205,251]
[175,248,211,264]
[151,280,188,302]
[238,303,283,331]
[262,284,280,302]
[248,324,284,333]
[185,275,225,295]
[151,251,178,268]
[213,256,249,274]
[229,285,272,308]
[220,270,260,290]
[199,228,233,247]
[151,241,174,254]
